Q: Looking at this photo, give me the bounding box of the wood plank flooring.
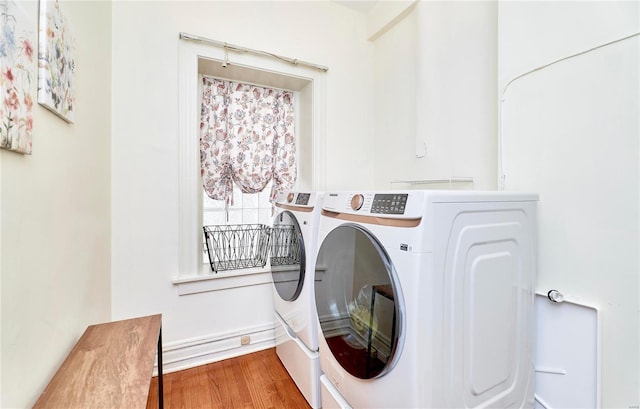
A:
[146,348,311,409]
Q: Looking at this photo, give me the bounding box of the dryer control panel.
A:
[371,193,408,215]
[324,191,425,220]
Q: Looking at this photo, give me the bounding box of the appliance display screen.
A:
[371,194,408,214]
[296,193,311,205]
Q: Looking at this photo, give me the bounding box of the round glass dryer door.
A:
[271,210,306,301]
[314,224,402,379]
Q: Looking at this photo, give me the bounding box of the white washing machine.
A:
[314,190,538,408]
[271,191,324,409]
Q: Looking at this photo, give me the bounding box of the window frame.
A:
[177,39,326,282]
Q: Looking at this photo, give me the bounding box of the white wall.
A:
[498,2,639,407]
[0,1,112,407]
[372,1,498,190]
[111,1,373,371]
[3,2,632,407]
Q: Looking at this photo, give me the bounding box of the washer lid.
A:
[314,224,402,379]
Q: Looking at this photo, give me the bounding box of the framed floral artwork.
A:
[0,0,36,154]
[38,0,75,123]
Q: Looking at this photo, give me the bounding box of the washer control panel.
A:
[295,193,311,205]
[371,193,408,215]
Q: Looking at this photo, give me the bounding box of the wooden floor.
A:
[146,348,311,409]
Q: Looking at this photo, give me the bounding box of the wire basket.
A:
[270,225,302,266]
[203,224,271,273]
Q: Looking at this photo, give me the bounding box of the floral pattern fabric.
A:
[200,77,296,204]
[0,0,36,154]
[38,0,75,123]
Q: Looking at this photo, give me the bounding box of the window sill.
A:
[173,267,273,295]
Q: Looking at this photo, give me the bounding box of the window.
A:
[200,182,274,267]
[202,182,273,227]
[198,76,298,272]
[177,38,326,285]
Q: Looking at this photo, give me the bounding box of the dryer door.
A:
[271,210,306,302]
[314,224,402,379]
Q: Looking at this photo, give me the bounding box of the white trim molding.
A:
[156,322,276,375]
[172,267,273,296]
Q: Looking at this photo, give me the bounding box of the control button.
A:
[371,193,408,214]
[287,192,295,203]
[351,194,365,211]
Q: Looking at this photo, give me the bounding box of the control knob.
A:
[351,194,364,211]
[287,192,295,203]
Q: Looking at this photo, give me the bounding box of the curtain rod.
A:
[179,32,329,72]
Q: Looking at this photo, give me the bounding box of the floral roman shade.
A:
[200,77,297,204]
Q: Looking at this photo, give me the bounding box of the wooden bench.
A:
[33,314,163,409]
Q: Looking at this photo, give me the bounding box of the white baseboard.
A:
[155,322,276,375]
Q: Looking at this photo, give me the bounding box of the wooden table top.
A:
[373,284,395,300]
[33,314,162,409]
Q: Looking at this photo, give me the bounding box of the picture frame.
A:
[0,0,37,154]
[38,0,75,123]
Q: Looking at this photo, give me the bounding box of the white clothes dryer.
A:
[314,191,538,408]
[271,191,324,409]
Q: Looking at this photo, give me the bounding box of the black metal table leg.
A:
[157,327,164,409]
